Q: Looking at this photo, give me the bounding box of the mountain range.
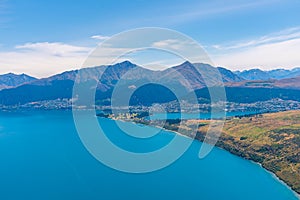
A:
[235,68,300,80]
[0,61,299,106]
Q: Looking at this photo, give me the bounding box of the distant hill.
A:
[235,68,300,80]
[226,76,300,90]
[217,67,244,82]
[273,76,300,89]
[188,87,300,104]
[0,73,37,90]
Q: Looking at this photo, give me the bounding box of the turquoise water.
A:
[147,111,257,120]
[0,110,298,200]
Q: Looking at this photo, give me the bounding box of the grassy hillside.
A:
[144,110,300,194]
[187,111,300,194]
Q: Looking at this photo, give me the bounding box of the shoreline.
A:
[263,163,300,199]
[103,116,300,198]
[164,128,300,198]
[177,131,300,198]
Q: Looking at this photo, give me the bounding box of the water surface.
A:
[0,110,298,200]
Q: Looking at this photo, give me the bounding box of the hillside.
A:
[205,110,300,194]
[144,110,300,194]
[183,86,300,104]
[226,76,300,90]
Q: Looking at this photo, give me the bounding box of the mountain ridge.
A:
[0,61,299,106]
[235,67,300,80]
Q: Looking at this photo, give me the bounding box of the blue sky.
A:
[1,0,300,77]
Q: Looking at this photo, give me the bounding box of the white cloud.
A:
[16,42,91,56]
[90,35,110,40]
[210,27,300,70]
[212,37,300,70]
[152,39,183,50]
[213,27,300,50]
[0,42,92,78]
[151,39,212,65]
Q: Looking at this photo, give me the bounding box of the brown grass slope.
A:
[192,110,300,194]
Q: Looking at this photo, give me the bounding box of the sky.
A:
[1,0,300,77]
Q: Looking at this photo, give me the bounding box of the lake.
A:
[0,110,298,200]
[146,111,258,120]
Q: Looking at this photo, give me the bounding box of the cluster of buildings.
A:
[0,98,299,114]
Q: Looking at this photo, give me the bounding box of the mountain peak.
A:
[114,60,136,67]
[119,60,134,65]
[182,60,193,65]
[173,61,196,70]
[0,72,37,90]
[1,72,18,77]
